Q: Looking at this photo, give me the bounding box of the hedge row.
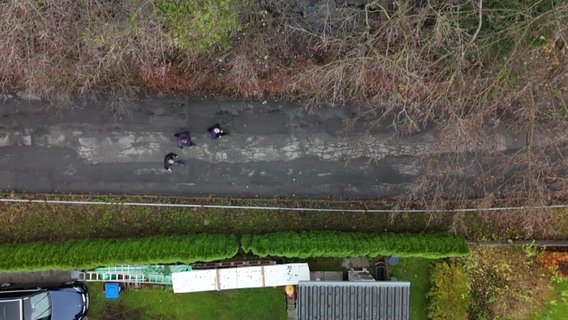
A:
[0,231,469,271]
[0,234,239,271]
[241,231,470,259]
[427,261,471,320]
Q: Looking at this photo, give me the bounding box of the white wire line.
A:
[470,241,568,247]
[1,198,568,213]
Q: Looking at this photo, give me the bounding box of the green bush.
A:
[0,234,239,271]
[0,231,470,271]
[155,0,239,52]
[241,231,470,259]
[427,261,471,320]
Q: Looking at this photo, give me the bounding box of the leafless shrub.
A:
[0,0,198,98]
[75,0,167,94]
[0,0,83,98]
[288,1,482,135]
[225,53,261,97]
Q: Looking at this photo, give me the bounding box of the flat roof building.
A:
[296,280,410,320]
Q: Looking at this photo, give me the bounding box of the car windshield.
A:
[24,292,51,320]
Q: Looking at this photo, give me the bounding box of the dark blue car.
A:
[0,283,88,320]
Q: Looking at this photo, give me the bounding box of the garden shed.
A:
[296,280,410,320]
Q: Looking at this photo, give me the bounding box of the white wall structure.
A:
[172,263,310,293]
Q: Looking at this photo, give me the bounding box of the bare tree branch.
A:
[471,0,483,43]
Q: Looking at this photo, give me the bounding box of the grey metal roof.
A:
[297,281,411,320]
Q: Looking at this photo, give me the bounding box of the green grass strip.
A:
[242,231,470,259]
[0,234,239,272]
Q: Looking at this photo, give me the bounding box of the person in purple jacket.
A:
[174,131,193,148]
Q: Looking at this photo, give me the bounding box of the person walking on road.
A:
[164,152,183,172]
[174,131,193,148]
[207,123,226,140]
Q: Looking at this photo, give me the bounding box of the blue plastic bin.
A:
[388,256,400,266]
[104,283,120,300]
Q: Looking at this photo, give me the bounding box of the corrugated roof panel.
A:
[297,281,411,320]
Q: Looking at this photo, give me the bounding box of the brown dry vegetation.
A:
[0,197,456,243]
[468,247,553,319]
[540,251,568,277]
[1,193,566,244]
[0,0,567,237]
[2,1,565,120]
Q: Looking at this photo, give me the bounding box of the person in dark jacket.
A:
[174,131,193,149]
[207,123,227,140]
[164,152,183,172]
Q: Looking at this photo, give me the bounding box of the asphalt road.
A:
[0,95,557,198]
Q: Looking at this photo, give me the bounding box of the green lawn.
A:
[530,277,568,320]
[88,283,287,320]
[389,258,433,320]
[86,259,433,320]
